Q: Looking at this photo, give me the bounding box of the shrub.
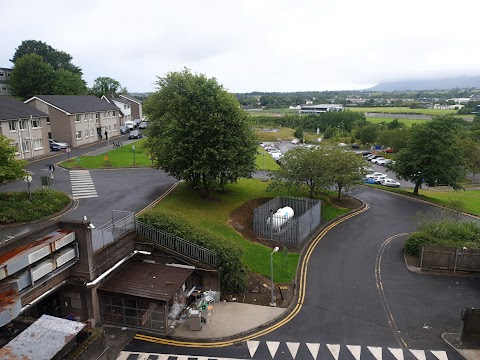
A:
[404,232,435,256]
[138,212,247,293]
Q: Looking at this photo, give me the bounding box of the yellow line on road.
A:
[134,203,370,348]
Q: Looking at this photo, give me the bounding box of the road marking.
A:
[367,345,382,360]
[431,350,448,360]
[389,347,404,360]
[410,349,427,360]
[347,344,361,360]
[117,352,244,360]
[70,170,97,199]
[306,342,320,359]
[247,340,259,357]
[286,341,300,359]
[266,341,279,358]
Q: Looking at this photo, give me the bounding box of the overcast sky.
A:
[3,0,480,93]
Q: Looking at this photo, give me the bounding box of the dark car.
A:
[351,143,360,149]
[138,121,148,129]
[128,130,143,139]
[120,125,129,135]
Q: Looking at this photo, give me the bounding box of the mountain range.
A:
[366,76,480,91]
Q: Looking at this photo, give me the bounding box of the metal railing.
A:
[136,221,218,267]
[92,212,135,252]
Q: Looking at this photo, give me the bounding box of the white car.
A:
[125,121,135,130]
[291,138,299,144]
[373,175,388,184]
[366,172,386,179]
[49,139,68,149]
[382,178,401,187]
[376,159,392,166]
[271,153,284,160]
[371,157,386,164]
[267,148,281,154]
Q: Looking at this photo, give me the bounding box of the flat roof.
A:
[99,261,193,302]
[0,314,85,360]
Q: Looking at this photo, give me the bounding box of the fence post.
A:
[420,247,424,271]
[454,248,458,273]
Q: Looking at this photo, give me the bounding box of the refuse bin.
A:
[188,309,202,331]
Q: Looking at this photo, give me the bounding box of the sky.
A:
[3,0,480,93]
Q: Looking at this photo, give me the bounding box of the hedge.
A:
[138,212,247,293]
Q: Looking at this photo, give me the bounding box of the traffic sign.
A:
[66,147,71,153]
[24,175,32,183]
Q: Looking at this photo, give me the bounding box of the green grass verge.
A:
[61,139,152,169]
[0,189,71,224]
[255,147,281,172]
[348,107,457,116]
[142,179,351,283]
[366,117,428,126]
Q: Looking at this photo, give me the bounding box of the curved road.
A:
[126,187,479,359]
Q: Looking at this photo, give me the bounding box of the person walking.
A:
[48,164,55,179]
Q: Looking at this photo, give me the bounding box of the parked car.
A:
[373,175,388,184]
[291,138,299,144]
[367,172,386,178]
[351,143,360,149]
[125,121,135,130]
[364,178,376,184]
[376,159,392,166]
[138,121,148,129]
[367,155,383,162]
[381,178,401,187]
[49,143,61,151]
[120,125,129,134]
[49,139,68,149]
[271,153,284,161]
[128,130,143,139]
[371,157,386,164]
[133,119,142,128]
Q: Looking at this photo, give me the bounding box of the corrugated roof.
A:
[0,96,48,121]
[0,314,85,359]
[27,95,119,115]
[99,261,192,302]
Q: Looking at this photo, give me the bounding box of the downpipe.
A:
[84,250,151,288]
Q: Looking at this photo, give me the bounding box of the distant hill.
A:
[367,76,480,91]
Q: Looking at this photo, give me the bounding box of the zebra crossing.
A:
[69,170,98,199]
[118,341,450,360]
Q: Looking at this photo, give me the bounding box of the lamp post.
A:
[270,246,279,307]
[132,145,136,166]
[262,151,265,181]
[106,111,110,147]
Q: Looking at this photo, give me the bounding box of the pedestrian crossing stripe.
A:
[117,353,244,360]
[69,170,97,199]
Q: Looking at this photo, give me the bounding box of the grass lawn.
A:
[255,127,295,141]
[0,190,71,224]
[61,139,152,169]
[145,179,350,283]
[348,107,457,116]
[368,185,480,216]
[366,117,428,126]
[255,147,281,172]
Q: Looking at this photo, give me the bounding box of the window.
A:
[14,142,20,154]
[8,121,16,131]
[75,115,81,123]
[22,140,30,152]
[84,114,88,122]
[76,131,82,140]
[113,124,117,131]
[112,111,116,116]
[85,130,89,138]
[46,117,50,124]
[33,139,43,150]
[90,129,94,137]
[1,85,6,91]
[19,120,27,130]
[31,118,40,128]
[108,125,111,132]
[89,114,93,122]
[124,104,127,109]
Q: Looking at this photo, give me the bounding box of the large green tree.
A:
[143,69,257,197]
[11,40,82,75]
[52,69,87,95]
[391,116,467,194]
[269,145,367,199]
[458,137,480,183]
[90,77,124,97]
[9,53,55,100]
[0,136,27,185]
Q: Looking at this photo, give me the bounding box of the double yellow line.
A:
[135,202,370,348]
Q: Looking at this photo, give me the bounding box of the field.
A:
[366,117,427,126]
[347,107,457,116]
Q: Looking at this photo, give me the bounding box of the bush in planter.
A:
[404,232,435,257]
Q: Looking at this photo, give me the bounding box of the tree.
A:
[294,128,304,140]
[11,40,82,75]
[90,77,122,97]
[326,146,368,200]
[9,54,54,100]
[0,136,27,185]
[143,69,257,197]
[391,116,467,195]
[377,127,411,152]
[458,137,480,183]
[268,145,367,199]
[355,123,378,144]
[51,69,87,95]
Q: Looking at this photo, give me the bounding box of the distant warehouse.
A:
[299,104,343,114]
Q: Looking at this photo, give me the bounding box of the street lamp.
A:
[262,151,266,181]
[270,246,279,307]
[132,145,136,166]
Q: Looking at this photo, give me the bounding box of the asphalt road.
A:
[123,187,478,359]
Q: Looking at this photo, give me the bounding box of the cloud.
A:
[2,0,480,93]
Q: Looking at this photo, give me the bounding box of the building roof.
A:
[0,96,48,121]
[119,93,143,105]
[0,314,85,359]
[103,94,130,105]
[99,261,193,302]
[25,95,119,115]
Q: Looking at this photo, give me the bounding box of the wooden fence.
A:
[420,245,480,272]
